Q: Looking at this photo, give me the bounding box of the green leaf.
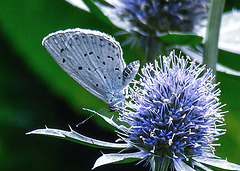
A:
[193,156,240,170]
[92,151,148,169]
[27,127,130,149]
[158,32,203,45]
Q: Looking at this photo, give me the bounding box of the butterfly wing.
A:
[42,28,126,105]
[122,60,140,88]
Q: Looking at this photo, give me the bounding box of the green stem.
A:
[150,156,171,171]
[143,37,160,64]
[203,0,225,77]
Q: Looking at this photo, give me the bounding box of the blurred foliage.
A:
[0,0,239,170]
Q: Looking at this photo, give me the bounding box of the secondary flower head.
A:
[117,0,209,34]
[100,0,210,61]
[118,51,227,170]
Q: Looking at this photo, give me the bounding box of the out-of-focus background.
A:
[0,0,239,170]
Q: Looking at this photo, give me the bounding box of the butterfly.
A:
[42,28,140,111]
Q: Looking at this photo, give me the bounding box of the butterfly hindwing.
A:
[122,60,140,88]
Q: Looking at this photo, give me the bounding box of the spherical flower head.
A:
[119,51,226,169]
[118,0,209,34]
[108,0,210,62]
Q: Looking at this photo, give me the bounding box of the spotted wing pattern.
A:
[42,28,139,108]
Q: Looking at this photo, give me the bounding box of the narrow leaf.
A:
[65,0,90,12]
[158,32,203,45]
[92,151,148,169]
[27,127,130,149]
[193,156,240,170]
[192,161,213,171]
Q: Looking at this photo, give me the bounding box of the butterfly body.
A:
[42,28,139,110]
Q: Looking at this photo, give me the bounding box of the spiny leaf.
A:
[193,156,240,170]
[192,161,214,171]
[27,127,130,149]
[92,151,148,169]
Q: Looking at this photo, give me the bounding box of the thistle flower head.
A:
[118,51,226,169]
[102,0,210,62]
[117,0,209,34]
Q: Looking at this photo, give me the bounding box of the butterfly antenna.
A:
[76,114,94,127]
[97,107,107,113]
[77,107,109,127]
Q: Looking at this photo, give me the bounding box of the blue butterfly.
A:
[42,28,139,110]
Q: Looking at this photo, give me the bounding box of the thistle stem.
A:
[151,156,171,171]
[203,0,225,77]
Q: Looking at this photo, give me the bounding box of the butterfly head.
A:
[107,91,124,112]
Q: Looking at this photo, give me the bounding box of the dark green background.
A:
[0,0,239,170]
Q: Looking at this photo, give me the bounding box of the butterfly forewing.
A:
[42,28,126,105]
